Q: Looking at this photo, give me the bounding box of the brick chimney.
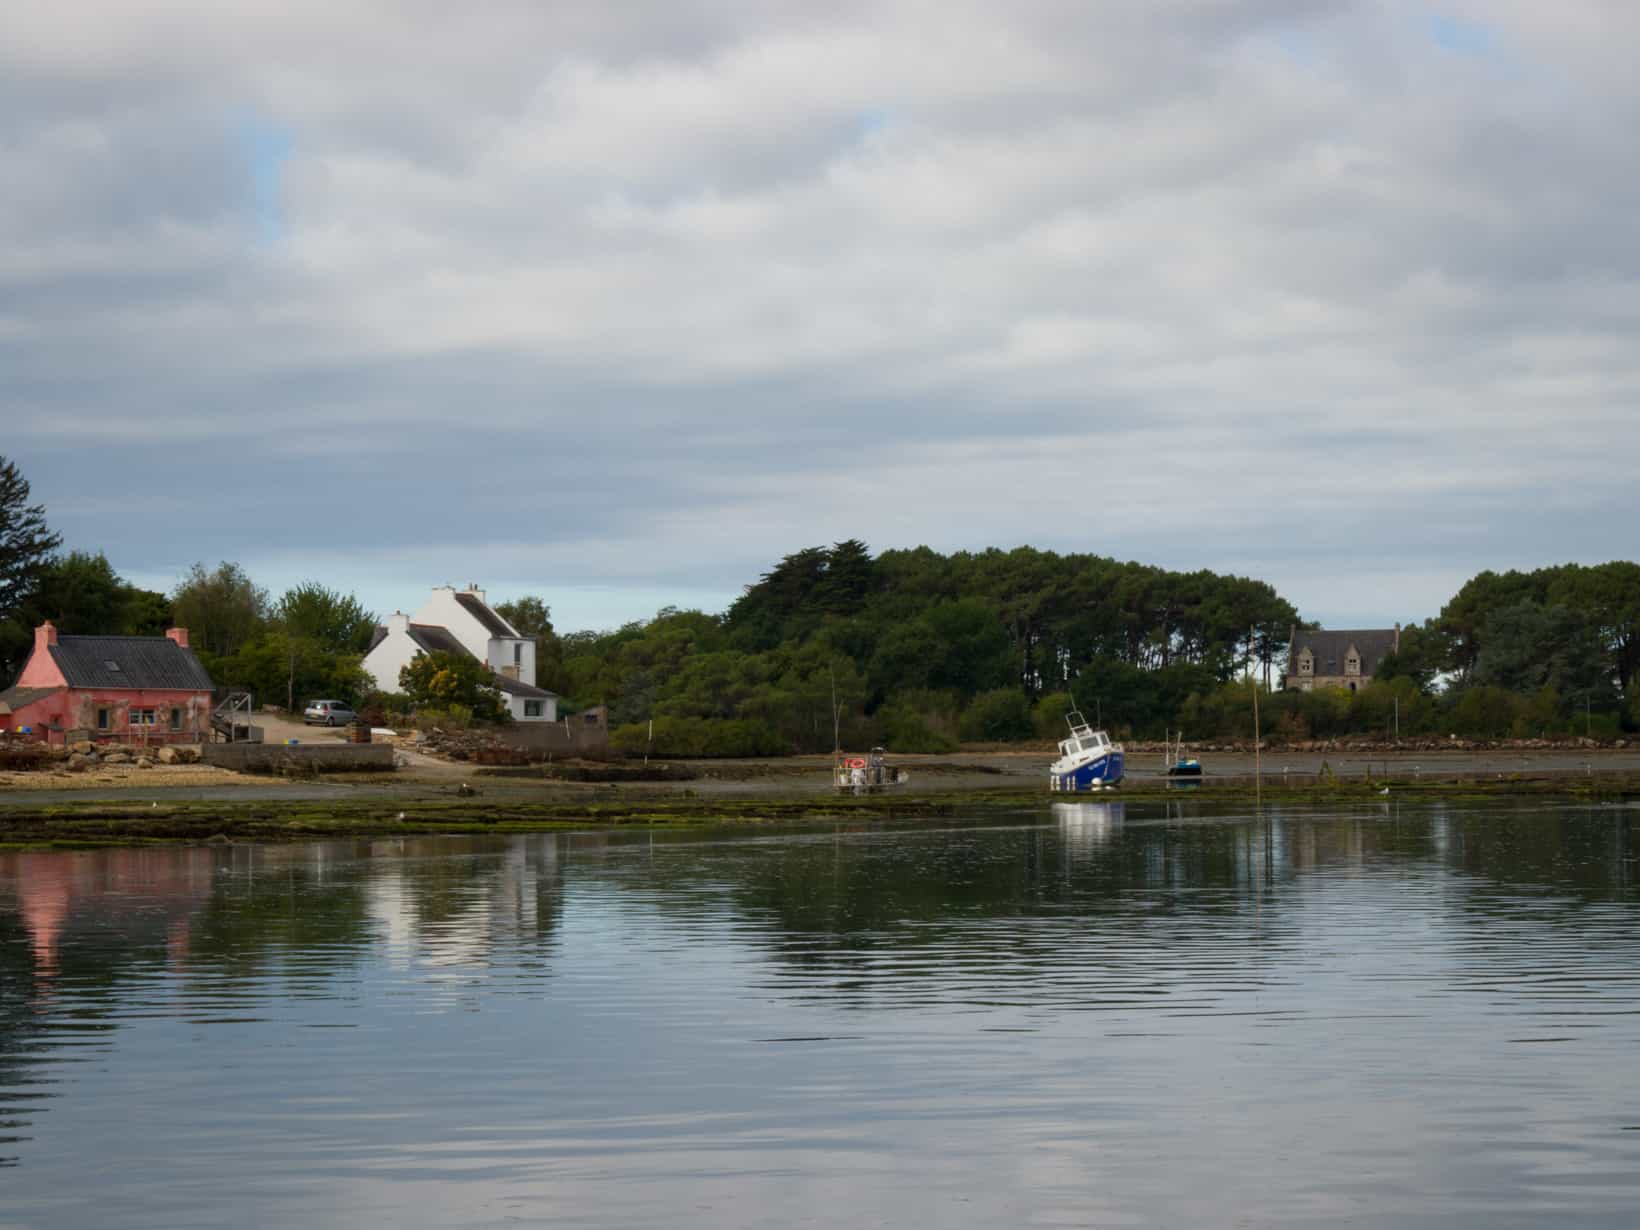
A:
[35,621,58,654]
[165,627,190,648]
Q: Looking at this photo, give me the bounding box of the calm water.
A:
[3,801,1640,1228]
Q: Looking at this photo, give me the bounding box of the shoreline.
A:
[3,768,1638,850]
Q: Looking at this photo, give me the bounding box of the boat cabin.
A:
[1058,715,1112,759]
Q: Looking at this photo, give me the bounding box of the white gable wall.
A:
[413,587,490,661]
[362,613,420,695]
[413,586,536,687]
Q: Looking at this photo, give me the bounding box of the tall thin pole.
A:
[1251,625,1261,801]
[830,662,841,754]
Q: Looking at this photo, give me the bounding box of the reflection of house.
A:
[1284,625,1400,693]
[362,584,557,722]
[0,622,214,744]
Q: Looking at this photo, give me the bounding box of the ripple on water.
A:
[2,806,1640,1227]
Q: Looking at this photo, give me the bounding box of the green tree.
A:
[0,455,61,618]
[211,631,371,713]
[277,583,376,654]
[0,455,63,678]
[20,551,134,635]
[171,562,269,658]
[1373,621,1447,692]
[959,688,1034,742]
[1472,601,1615,707]
[400,651,509,723]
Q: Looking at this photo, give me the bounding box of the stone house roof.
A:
[1288,628,1400,677]
[453,591,519,639]
[48,636,214,691]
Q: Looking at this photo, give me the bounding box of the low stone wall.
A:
[201,743,395,774]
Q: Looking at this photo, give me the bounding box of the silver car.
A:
[303,699,358,726]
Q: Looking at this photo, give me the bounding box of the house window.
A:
[130,708,156,727]
[1345,655,1360,676]
[169,707,183,731]
[514,643,523,665]
[1298,653,1313,676]
[524,700,543,718]
[97,708,110,730]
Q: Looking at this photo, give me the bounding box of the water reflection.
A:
[2,804,1639,1226]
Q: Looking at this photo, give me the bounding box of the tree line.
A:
[6,451,1638,750]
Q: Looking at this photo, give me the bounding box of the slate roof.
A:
[495,675,557,699]
[48,636,214,691]
[405,624,470,658]
[1289,628,1400,676]
[364,625,389,656]
[454,591,518,639]
[0,684,66,713]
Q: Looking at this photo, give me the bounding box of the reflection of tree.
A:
[571,805,1633,1006]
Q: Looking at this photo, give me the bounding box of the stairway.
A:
[210,691,262,743]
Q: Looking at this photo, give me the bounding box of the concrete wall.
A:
[492,709,609,759]
[202,742,396,773]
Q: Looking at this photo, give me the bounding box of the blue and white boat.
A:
[1048,711,1125,791]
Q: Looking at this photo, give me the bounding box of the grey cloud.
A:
[4,2,1638,629]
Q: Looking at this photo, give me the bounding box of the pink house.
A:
[0,622,216,745]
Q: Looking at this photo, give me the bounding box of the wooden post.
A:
[1251,625,1261,802]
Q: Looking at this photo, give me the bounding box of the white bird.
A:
[1379,785,1390,795]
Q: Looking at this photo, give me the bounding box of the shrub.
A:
[875,700,958,753]
[1032,691,1076,741]
[414,704,474,731]
[611,716,786,758]
[960,688,1034,742]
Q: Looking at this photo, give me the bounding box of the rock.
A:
[136,757,154,769]
[157,746,180,764]
[103,751,130,765]
[65,754,90,772]
[70,739,95,756]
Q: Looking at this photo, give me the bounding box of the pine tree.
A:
[0,454,63,621]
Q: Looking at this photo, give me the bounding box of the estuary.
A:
[3,801,1639,1227]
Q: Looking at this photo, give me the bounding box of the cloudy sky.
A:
[4,1,1636,632]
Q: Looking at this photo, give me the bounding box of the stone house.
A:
[362,584,558,722]
[1284,625,1401,693]
[0,622,215,744]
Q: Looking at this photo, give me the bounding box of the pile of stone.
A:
[59,741,203,772]
[414,728,525,763]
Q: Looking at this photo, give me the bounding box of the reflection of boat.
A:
[834,747,906,793]
[1048,711,1125,791]
[1053,800,1125,847]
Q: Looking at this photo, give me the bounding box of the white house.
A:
[363,584,558,722]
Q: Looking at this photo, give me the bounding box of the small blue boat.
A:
[1048,711,1125,791]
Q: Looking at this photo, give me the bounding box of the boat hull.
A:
[1049,750,1125,791]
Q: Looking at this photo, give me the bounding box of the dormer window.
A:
[1298,651,1313,676]
[1345,653,1360,676]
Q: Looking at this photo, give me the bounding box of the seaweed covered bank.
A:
[3,769,1640,849]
